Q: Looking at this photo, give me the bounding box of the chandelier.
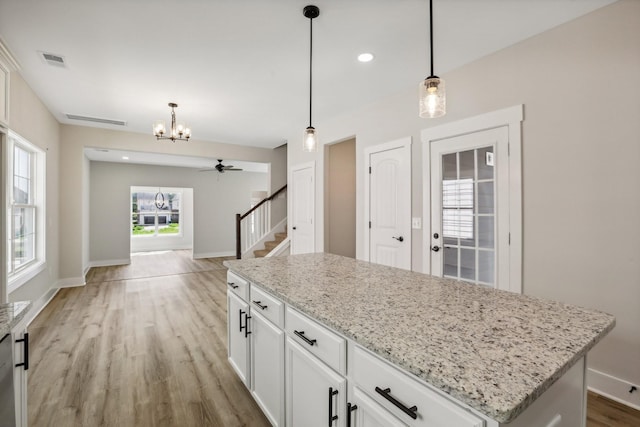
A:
[303,5,320,152]
[153,102,191,142]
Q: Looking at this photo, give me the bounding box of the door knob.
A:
[431,245,440,252]
[392,236,404,242]
[292,226,297,230]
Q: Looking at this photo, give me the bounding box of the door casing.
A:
[421,105,523,293]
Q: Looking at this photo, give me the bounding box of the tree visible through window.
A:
[131,189,181,237]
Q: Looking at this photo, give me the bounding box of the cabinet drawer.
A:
[227,271,249,301]
[285,307,346,375]
[353,346,484,427]
[250,285,284,328]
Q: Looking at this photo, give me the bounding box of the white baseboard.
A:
[56,276,86,288]
[88,258,131,268]
[193,251,235,259]
[18,287,60,328]
[588,368,640,411]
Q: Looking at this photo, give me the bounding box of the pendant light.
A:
[303,5,320,152]
[419,0,446,118]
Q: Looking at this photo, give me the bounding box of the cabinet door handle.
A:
[244,313,252,338]
[15,333,29,371]
[294,330,317,346]
[252,300,268,310]
[228,282,239,289]
[328,387,339,426]
[347,402,358,427]
[239,309,245,333]
[374,386,417,419]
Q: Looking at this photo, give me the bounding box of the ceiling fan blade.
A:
[227,168,243,171]
[198,168,217,172]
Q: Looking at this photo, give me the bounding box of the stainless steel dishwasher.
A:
[0,333,16,426]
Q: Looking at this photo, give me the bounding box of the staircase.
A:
[253,231,287,258]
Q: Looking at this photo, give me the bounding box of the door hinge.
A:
[509,232,511,244]
[369,166,372,174]
[369,221,371,229]
[508,142,510,156]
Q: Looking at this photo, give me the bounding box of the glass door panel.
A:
[440,146,496,286]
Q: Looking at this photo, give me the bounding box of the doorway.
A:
[422,105,523,293]
[324,138,356,258]
[364,137,412,270]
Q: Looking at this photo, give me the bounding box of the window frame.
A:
[7,130,46,292]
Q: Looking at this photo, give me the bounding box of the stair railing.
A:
[236,185,287,259]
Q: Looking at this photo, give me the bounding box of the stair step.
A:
[264,240,280,250]
[254,249,270,258]
[275,232,287,240]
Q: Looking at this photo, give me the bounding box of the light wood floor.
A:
[28,251,270,427]
[27,251,640,426]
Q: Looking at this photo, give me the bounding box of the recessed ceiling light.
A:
[357,53,374,63]
[122,156,129,160]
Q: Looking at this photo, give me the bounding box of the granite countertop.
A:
[0,301,32,338]
[224,253,615,423]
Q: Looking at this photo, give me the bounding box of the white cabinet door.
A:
[251,311,285,427]
[351,386,406,427]
[286,337,346,427]
[227,291,251,387]
[12,328,28,427]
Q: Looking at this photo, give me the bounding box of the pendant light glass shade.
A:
[420,0,446,118]
[419,76,446,118]
[303,126,317,152]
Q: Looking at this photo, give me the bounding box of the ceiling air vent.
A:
[40,51,66,67]
[65,114,127,127]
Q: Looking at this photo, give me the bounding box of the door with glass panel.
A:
[430,126,509,288]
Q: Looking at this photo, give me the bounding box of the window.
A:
[131,188,182,237]
[7,131,46,291]
[442,178,474,240]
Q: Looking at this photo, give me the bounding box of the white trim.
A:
[88,258,131,268]
[422,105,523,294]
[56,276,86,288]
[588,368,640,411]
[7,261,46,294]
[363,137,412,264]
[192,250,235,259]
[13,287,59,330]
[0,39,21,71]
[265,237,290,257]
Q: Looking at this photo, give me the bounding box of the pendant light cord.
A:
[429,0,434,77]
[309,16,313,127]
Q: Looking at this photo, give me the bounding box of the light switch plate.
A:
[412,217,422,229]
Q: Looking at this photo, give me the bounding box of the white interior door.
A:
[367,140,411,270]
[291,162,315,255]
[430,126,509,288]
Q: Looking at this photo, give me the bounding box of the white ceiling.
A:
[84,148,269,173]
[0,0,616,149]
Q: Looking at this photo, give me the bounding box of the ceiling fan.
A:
[200,159,243,173]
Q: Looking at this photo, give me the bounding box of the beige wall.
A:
[325,138,355,258]
[288,0,639,402]
[59,125,287,282]
[7,73,60,302]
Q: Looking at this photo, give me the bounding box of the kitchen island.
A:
[225,253,614,426]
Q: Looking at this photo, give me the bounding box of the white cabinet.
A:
[250,310,285,427]
[350,386,406,427]
[286,337,346,427]
[227,290,251,387]
[12,325,28,427]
